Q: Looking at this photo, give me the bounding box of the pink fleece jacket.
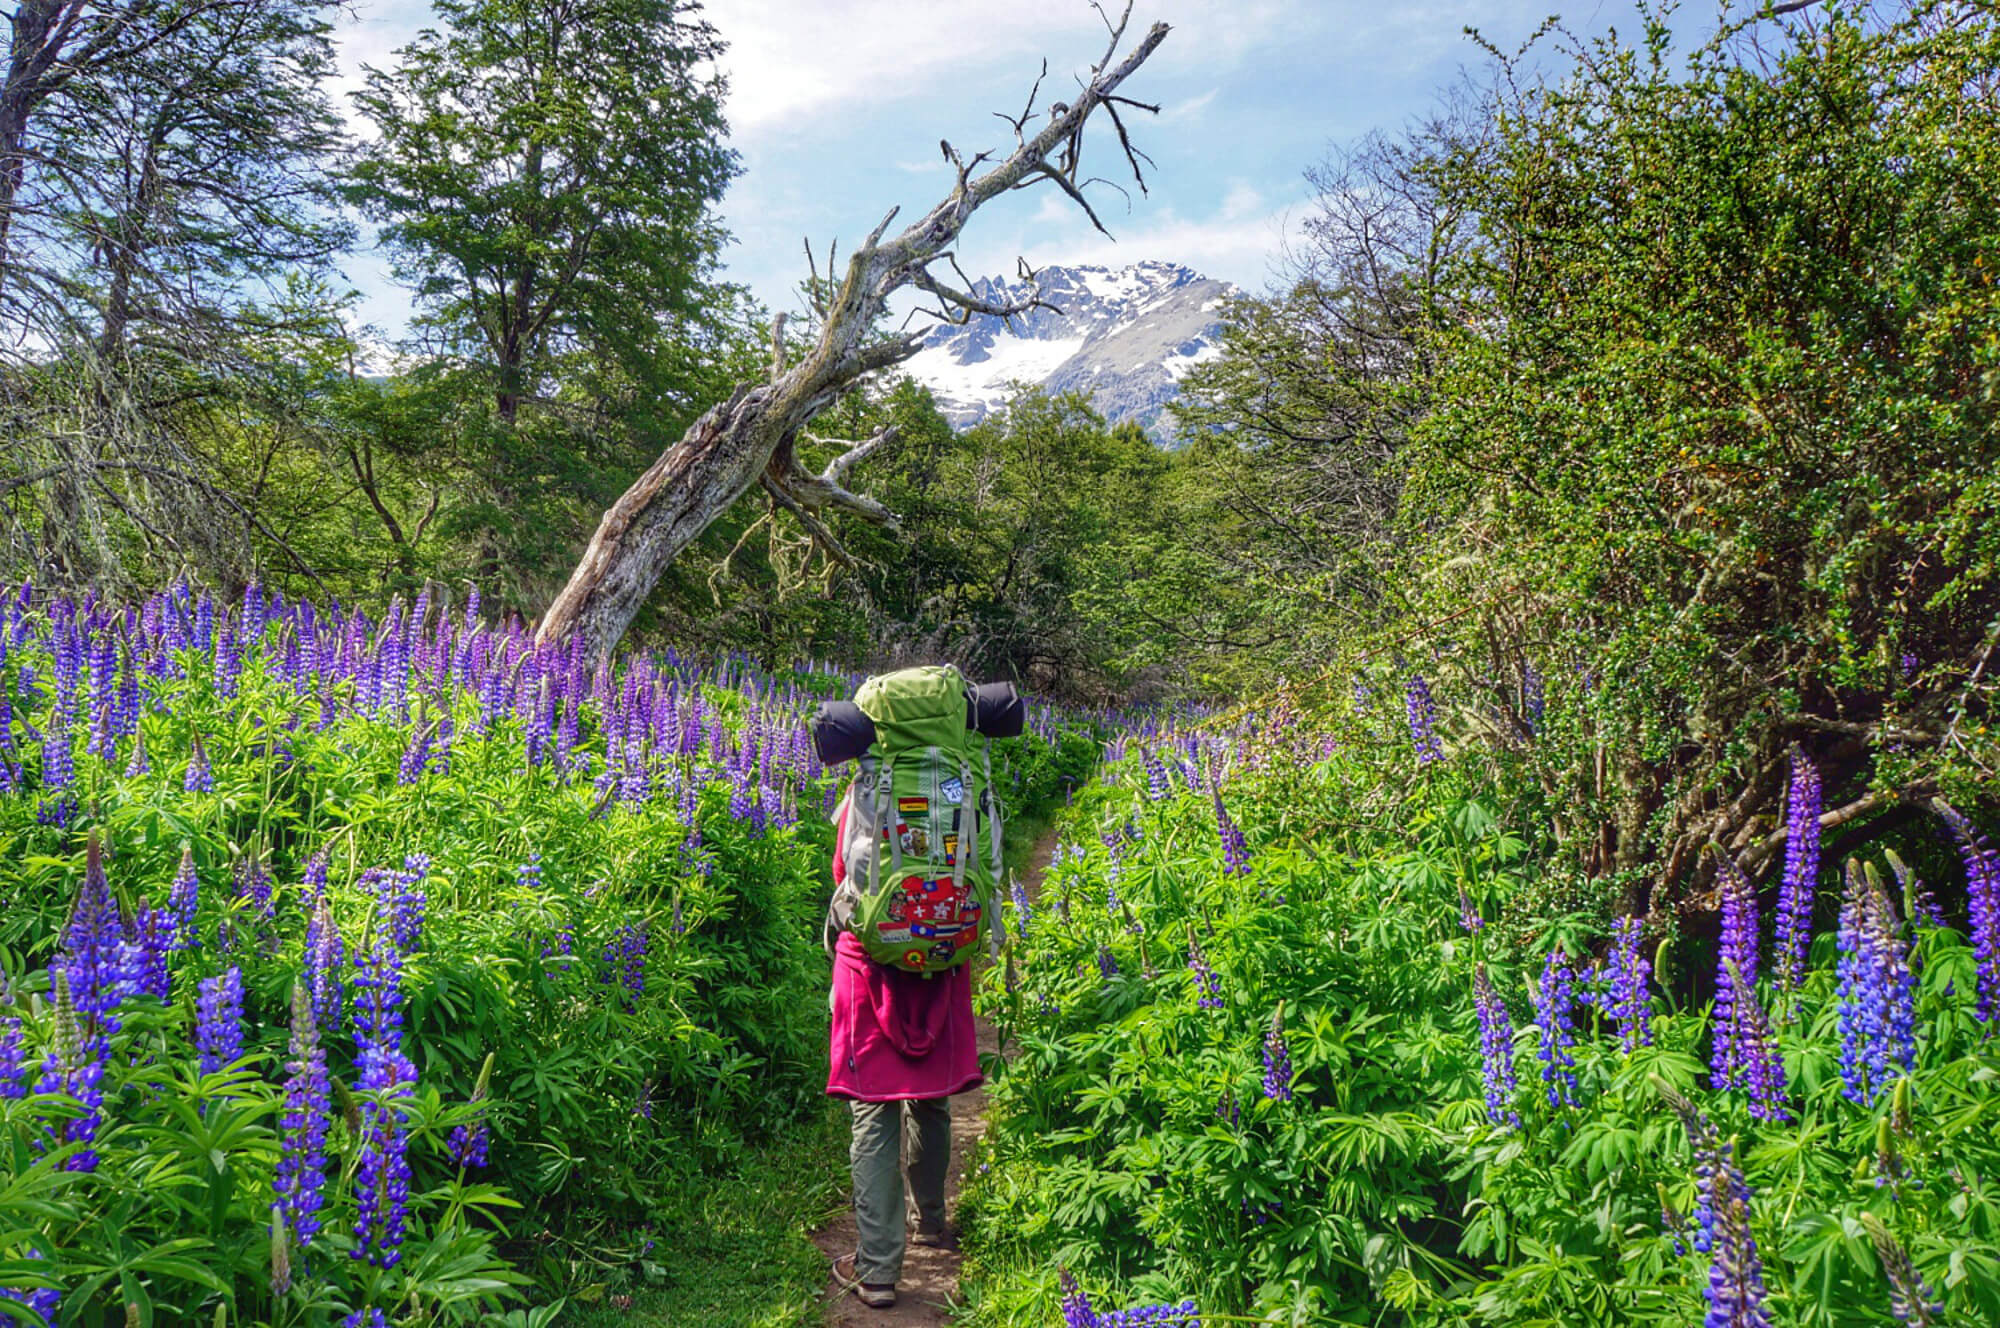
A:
[825,794,983,1102]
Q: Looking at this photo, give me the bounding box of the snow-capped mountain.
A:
[897,260,1235,442]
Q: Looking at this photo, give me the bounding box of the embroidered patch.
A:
[898,795,930,814]
[940,777,965,805]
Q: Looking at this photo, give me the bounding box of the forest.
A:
[1,0,1997,1324]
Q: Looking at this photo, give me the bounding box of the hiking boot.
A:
[914,1222,960,1251]
[832,1251,897,1308]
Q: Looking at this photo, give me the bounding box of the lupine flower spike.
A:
[1261,1002,1293,1103]
[1532,951,1580,1108]
[1835,860,1916,1105]
[1935,800,2000,1024]
[1655,1077,1772,1328]
[1474,963,1521,1127]
[1775,748,1822,989]
[1860,1213,1943,1327]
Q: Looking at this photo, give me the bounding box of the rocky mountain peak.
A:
[896,260,1235,442]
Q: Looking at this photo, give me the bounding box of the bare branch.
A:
[769,311,787,377]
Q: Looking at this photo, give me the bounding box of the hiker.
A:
[813,666,1023,1310]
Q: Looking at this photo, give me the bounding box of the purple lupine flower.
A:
[1532,952,1580,1108]
[1835,861,1917,1106]
[602,925,647,1008]
[1522,662,1545,735]
[1936,801,2000,1023]
[1096,944,1119,980]
[448,1057,493,1169]
[1775,749,1822,988]
[273,983,331,1250]
[121,900,173,1002]
[1187,931,1223,1010]
[1010,876,1033,942]
[1861,1215,1943,1328]
[0,981,25,1099]
[352,937,414,1268]
[38,969,109,1171]
[61,838,127,1030]
[341,1310,388,1328]
[1261,1006,1293,1103]
[183,730,213,793]
[235,853,274,925]
[303,849,329,901]
[1097,1302,1200,1327]
[1211,787,1250,875]
[517,855,543,892]
[1059,1268,1097,1328]
[397,720,434,785]
[1607,916,1654,1051]
[1142,750,1170,801]
[196,966,245,1074]
[1710,852,1761,1088]
[168,847,198,950]
[1457,887,1484,934]
[215,619,241,699]
[304,892,345,1030]
[1406,675,1444,764]
[1474,963,1521,1127]
[1658,1079,1772,1328]
[122,724,149,778]
[0,1248,60,1325]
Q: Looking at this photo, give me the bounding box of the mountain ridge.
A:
[896,259,1235,442]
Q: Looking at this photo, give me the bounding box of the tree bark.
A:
[536,8,1170,658]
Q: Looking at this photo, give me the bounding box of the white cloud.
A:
[708,0,1293,136]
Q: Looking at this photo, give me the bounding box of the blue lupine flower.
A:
[1010,876,1033,942]
[341,1310,388,1328]
[352,937,414,1268]
[1658,1080,1772,1328]
[169,847,199,950]
[196,966,245,1074]
[1861,1215,1943,1327]
[1096,944,1119,980]
[183,730,213,793]
[1187,932,1223,1010]
[1060,1268,1096,1328]
[0,1248,60,1325]
[121,900,173,1002]
[37,969,108,1171]
[0,983,24,1100]
[1261,1007,1293,1103]
[62,838,127,1029]
[1142,750,1170,801]
[1835,861,1916,1106]
[1532,952,1580,1109]
[1937,801,2000,1024]
[1776,749,1822,988]
[1522,662,1545,734]
[304,892,345,1030]
[1211,787,1250,875]
[273,984,331,1250]
[1607,916,1654,1051]
[1474,963,1520,1127]
[1406,675,1444,764]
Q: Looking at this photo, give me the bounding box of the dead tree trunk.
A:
[536,6,1170,658]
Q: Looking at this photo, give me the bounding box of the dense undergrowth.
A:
[961,688,2000,1326]
[0,580,1095,1323]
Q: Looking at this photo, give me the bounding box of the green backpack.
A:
[828,665,1004,974]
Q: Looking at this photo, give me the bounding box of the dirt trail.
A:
[814,831,1060,1326]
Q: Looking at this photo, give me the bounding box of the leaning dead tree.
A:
[536,6,1170,658]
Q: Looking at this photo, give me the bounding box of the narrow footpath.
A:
[813,830,1060,1326]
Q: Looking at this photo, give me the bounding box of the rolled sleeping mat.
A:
[968,680,1025,738]
[811,700,876,766]
[813,680,1027,764]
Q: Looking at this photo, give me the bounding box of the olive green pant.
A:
[849,1097,951,1284]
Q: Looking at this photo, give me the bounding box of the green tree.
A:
[346,0,737,429]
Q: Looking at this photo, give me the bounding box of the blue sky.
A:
[331,0,1700,337]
